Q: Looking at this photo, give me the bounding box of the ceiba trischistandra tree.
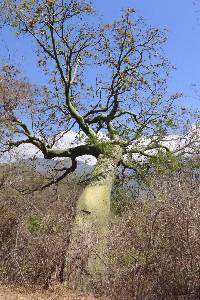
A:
[0,0,196,287]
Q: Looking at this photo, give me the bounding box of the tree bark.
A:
[65,144,122,289]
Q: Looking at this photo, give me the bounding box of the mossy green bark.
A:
[65,145,122,289]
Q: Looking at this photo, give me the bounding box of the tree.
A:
[1,0,199,288]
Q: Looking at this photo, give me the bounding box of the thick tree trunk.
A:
[65,145,122,289]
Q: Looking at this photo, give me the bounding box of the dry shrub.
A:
[106,170,200,300]
[1,162,200,300]
[0,163,82,287]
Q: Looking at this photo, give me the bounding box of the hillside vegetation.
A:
[0,162,200,299]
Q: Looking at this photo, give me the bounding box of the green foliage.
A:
[27,215,67,236]
[166,118,177,128]
[149,151,181,173]
[186,156,200,169]
[87,136,114,157]
[111,187,134,216]
[20,0,36,11]
[120,253,135,267]
[27,215,47,235]
[120,250,146,268]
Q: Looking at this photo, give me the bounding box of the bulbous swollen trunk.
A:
[65,145,122,289]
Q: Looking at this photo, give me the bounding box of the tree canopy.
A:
[0,0,199,178]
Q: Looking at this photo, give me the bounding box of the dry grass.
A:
[0,285,105,300]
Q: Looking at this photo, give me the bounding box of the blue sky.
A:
[0,0,200,109]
